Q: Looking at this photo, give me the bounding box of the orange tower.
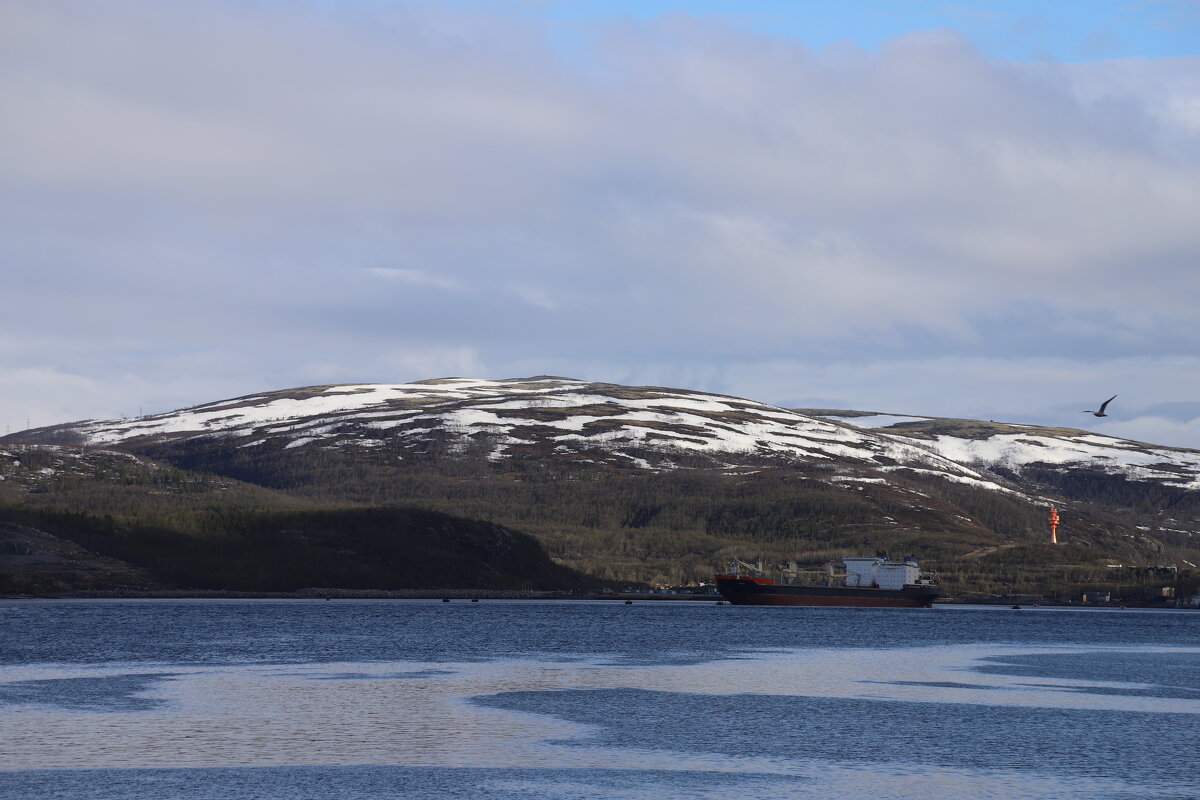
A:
[1048,507,1060,545]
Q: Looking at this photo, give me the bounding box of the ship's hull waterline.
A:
[715,576,940,607]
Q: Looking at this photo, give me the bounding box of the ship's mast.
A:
[730,558,764,576]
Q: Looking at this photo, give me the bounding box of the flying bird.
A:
[1082,394,1117,417]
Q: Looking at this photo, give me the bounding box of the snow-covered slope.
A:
[6,377,999,484]
[8,378,1200,495]
[811,412,1200,491]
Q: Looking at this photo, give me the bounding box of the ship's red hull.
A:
[715,575,940,607]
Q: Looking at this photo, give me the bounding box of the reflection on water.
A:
[3,645,1200,797]
[479,686,1198,787]
[1,602,1198,800]
[0,763,1181,800]
[0,673,173,712]
[0,767,812,800]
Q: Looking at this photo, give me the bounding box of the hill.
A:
[3,377,1198,598]
[0,444,588,594]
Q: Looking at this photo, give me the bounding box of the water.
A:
[1,600,1198,799]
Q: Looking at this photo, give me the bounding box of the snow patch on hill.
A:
[29,378,991,483]
[9,378,1200,494]
[924,432,1200,489]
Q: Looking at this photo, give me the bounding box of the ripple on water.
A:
[1,602,1198,800]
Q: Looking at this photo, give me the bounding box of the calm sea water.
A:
[2,600,1198,800]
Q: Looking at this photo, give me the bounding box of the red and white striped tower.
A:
[1049,507,1060,545]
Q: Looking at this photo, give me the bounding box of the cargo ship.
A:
[714,555,941,607]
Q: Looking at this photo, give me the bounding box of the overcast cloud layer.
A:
[2,1,1199,446]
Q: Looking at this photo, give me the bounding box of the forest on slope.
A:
[5,440,1194,600]
[0,446,592,595]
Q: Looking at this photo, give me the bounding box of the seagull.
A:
[1082,394,1117,417]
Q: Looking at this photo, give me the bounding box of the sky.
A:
[2,0,1200,447]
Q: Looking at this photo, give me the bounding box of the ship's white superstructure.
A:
[843,556,933,590]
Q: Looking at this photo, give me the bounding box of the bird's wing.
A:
[1098,394,1117,413]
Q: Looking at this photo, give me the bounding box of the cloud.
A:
[1,1,1197,447]
[0,367,102,433]
[368,268,466,292]
[1079,30,1123,60]
[378,345,487,382]
[1106,416,1200,448]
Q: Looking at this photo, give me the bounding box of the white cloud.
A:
[1,2,1197,444]
[510,285,561,310]
[1106,416,1200,450]
[368,268,466,292]
[378,345,487,382]
[0,367,102,433]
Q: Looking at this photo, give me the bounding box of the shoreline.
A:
[2,588,1194,609]
[0,588,716,601]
